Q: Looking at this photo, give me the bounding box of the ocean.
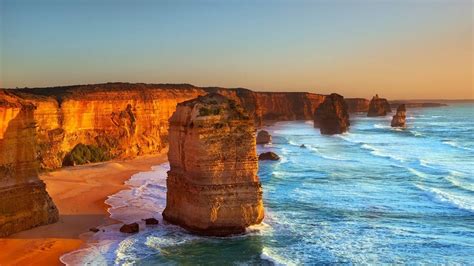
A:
[61,103,474,265]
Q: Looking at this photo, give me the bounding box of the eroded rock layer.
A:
[0,91,58,237]
[314,93,350,135]
[163,93,264,236]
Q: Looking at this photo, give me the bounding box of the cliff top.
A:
[174,93,250,123]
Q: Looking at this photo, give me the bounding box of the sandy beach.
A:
[0,152,167,266]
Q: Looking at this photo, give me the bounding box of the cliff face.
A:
[163,93,264,236]
[0,90,59,237]
[314,93,350,135]
[5,83,328,170]
[346,98,370,113]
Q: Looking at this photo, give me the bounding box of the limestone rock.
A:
[0,90,59,237]
[120,223,139,233]
[367,94,391,117]
[162,93,264,236]
[313,93,350,135]
[391,104,407,127]
[258,152,280,161]
[256,130,272,144]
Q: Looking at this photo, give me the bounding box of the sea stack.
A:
[0,91,59,237]
[367,94,392,117]
[256,130,272,144]
[163,93,264,236]
[391,104,407,127]
[313,93,350,135]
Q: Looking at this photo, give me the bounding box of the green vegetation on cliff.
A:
[62,143,110,166]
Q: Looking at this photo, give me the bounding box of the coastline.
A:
[0,152,168,266]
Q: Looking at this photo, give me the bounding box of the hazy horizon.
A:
[1,0,472,99]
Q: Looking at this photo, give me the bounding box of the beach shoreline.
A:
[0,152,168,266]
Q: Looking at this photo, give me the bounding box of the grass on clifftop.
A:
[62,143,110,166]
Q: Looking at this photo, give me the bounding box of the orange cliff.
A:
[2,83,373,171]
[162,93,264,236]
[0,90,59,237]
[2,83,335,170]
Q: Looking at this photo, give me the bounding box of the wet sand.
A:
[0,152,167,266]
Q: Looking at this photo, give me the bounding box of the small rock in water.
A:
[258,152,280,161]
[120,223,139,233]
[143,218,159,225]
[89,227,100,233]
[256,130,272,144]
[300,144,306,148]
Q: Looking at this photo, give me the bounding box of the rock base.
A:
[0,180,59,237]
[163,171,264,236]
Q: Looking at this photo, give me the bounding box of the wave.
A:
[442,140,474,152]
[415,184,474,213]
[360,144,406,163]
[445,173,474,192]
[261,247,297,266]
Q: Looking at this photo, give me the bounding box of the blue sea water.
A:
[62,103,474,265]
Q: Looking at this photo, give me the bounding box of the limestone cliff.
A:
[346,98,370,113]
[163,93,264,236]
[5,83,327,170]
[0,90,59,237]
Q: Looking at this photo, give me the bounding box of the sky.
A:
[0,0,472,99]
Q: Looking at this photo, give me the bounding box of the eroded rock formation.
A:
[256,130,272,144]
[163,93,264,236]
[313,93,350,135]
[391,104,407,127]
[367,94,392,117]
[0,91,58,237]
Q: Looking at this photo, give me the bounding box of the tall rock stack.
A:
[391,104,407,127]
[0,91,59,237]
[163,93,264,236]
[313,93,350,135]
[367,94,392,117]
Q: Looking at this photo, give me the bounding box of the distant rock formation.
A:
[313,93,350,135]
[345,98,370,113]
[258,152,280,161]
[0,91,59,237]
[367,94,392,117]
[256,130,272,144]
[162,93,264,236]
[391,104,407,127]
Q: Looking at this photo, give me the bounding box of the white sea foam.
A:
[260,247,297,266]
[416,184,474,212]
[443,140,474,152]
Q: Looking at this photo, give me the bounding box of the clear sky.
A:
[0,0,472,99]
